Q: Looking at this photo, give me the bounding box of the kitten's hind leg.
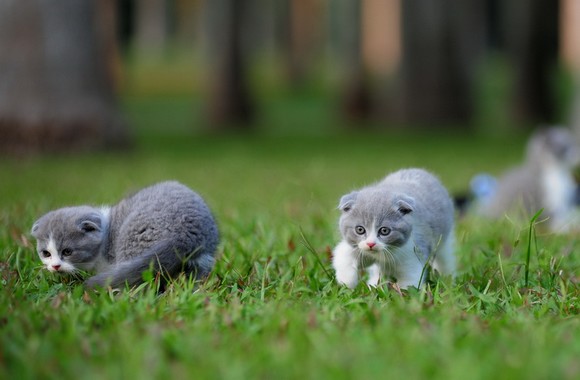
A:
[395,259,426,289]
[332,241,359,289]
[366,263,381,287]
[186,253,215,280]
[432,233,456,278]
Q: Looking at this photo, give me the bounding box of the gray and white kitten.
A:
[332,168,455,289]
[479,127,580,232]
[31,181,219,289]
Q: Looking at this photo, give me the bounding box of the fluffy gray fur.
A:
[332,168,455,289]
[31,181,219,289]
[480,127,579,232]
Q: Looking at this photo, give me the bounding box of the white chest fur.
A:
[542,164,575,214]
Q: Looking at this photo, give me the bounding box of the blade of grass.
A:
[525,209,543,288]
[299,227,333,279]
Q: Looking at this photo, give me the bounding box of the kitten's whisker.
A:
[356,249,372,270]
[354,249,362,268]
[380,247,397,272]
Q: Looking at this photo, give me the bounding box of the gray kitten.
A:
[31,181,219,289]
[479,127,579,232]
[332,168,455,289]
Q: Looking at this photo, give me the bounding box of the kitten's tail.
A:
[84,241,214,289]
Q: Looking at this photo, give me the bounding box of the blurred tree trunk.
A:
[399,0,485,125]
[362,0,400,76]
[569,80,580,141]
[287,0,324,86]
[117,0,135,51]
[273,0,294,86]
[505,0,559,126]
[337,0,371,120]
[135,0,170,56]
[205,0,254,129]
[174,0,202,47]
[0,0,128,154]
[97,0,124,95]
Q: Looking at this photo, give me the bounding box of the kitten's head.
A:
[31,206,106,274]
[527,127,580,168]
[338,189,414,254]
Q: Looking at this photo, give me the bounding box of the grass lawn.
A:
[1,95,579,380]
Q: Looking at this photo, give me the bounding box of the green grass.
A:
[1,96,579,379]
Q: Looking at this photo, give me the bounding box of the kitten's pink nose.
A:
[52,264,61,271]
[367,242,376,249]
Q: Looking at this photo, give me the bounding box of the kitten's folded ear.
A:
[396,196,415,215]
[31,212,52,237]
[31,219,42,237]
[338,191,358,212]
[77,213,103,233]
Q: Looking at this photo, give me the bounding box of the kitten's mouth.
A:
[48,266,67,274]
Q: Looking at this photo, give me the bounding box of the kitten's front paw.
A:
[332,241,359,289]
[335,269,359,289]
[366,264,380,287]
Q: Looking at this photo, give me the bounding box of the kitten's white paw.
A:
[332,241,359,289]
[335,268,359,289]
[366,263,380,287]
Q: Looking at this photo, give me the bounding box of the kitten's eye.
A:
[41,250,51,258]
[378,227,391,236]
[355,226,366,235]
[61,248,73,257]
